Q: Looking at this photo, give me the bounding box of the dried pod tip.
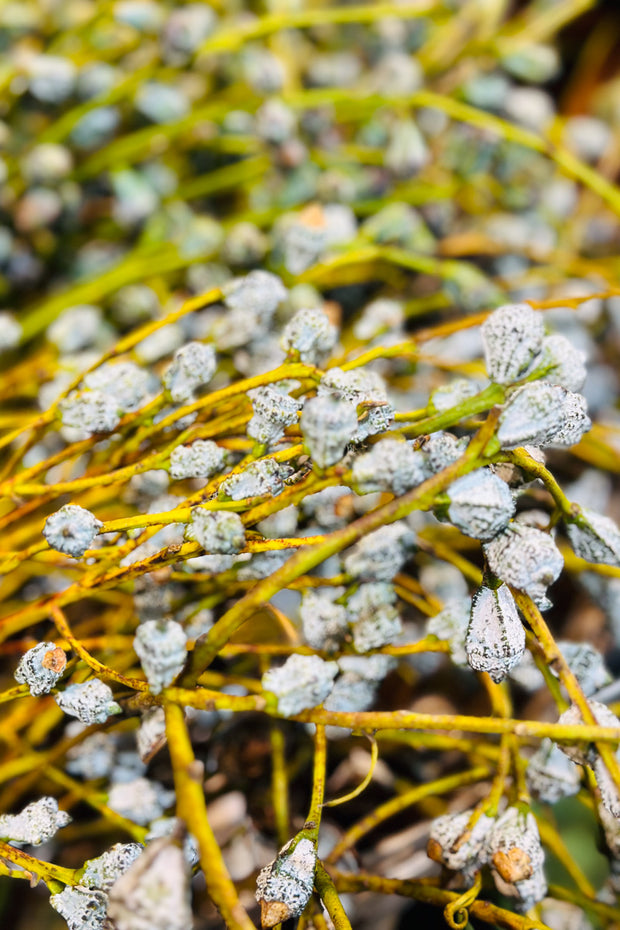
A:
[492,847,534,883]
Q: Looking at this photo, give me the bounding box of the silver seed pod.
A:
[81,843,144,891]
[556,701,620,765]
[163,341,216,405]
[444,468,515,541]
[134,620,187,694]
[526,739,582,803]
[247,386,302,446]
[50,885,108,930]
[466,584,525,682]
[256,836,317,928]
[483,523,563,609]
[300,394,358,468]
[343,524,415,582]
[55,678,122,725]
[427,597,471,667]
[481,303,545,384]
[280,307,338,365]
[170,439,226,480]
[351,438,426,496]
[14,642,67,696]
[300,590,348,651]
[318,366,394,442]
[559,641,612,697]
[566,508,620,568]
[497,382,591,449]
[262,654,338,717]
[594,755,620,818]
[487,807,544,885]
[492,863,548,914]
[427,808,494,879]
[43,503,102,558]
[186,508,246,554]
[533,333,587,392]
[0,796,71,846]
[219,458,292,500]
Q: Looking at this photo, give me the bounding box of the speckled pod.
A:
[351,438,426,496]
[43,504,102,558]
[0,796,71,845]
[444,467,515,540]
[566,508,620,567]
[219,458,292,499]
[169,439,226,480]
[555,701,620,765]
[497,382,591,449]
[487,807,544,885]
[14,641,67,695]
[484,523,563,609]
[262,654,338,717]
[256,836,317,928]
[300,590,349,651]
[80,842,144,891]
[50,885,108,930]
[342,523,415,582]
[465,584,525,682]
[133,620,187,694]
[318,366,394,442]
[281,307,338,365]
[300,394,358,468]
[427,809,494,877]
[526,739,582,803]
[187,508,246,554]
[533,333,587,392]
[481,303,545,384]
[162,341,216,405]
[55,678,121,724]
[247,385,302,445]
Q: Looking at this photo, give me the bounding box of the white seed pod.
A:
[281,307,338,365]
[107,777,175,826]
[48,305,104,354]
[593,756,620,818]
[420,431,468,474]
[300,394,358,468]
[497,382,591,449]
[81,843,144,891]
[66,724,116,780]
[0,797,71,846]
[169,439,226,480]
[84,361,152,413]
[235,549,289,580]
[223,269,287,323]
[481,303,545,384]
[444,468,515,541]
[427,597,472,667]
[487,806,544,884]
[134,620,187,694]
[300,590,349,651]
[491,863,548,914]
[429,378,480,413]
[262,654,338,717]
[351,438,426,496]
[247,385,302,445]
[186,508,245,554]
[162,341,216,404]
[351,604,402,653]
[427,809,494,877]
[559,641,612,697]
[146,817,199,868]
[533,333,587,392]
[280,214,327,276]
[483,523,563,609]
[43,504,102,558]
[353,298,404,341]
[55,678,122,724]
[50,885,108,930]
[0,311,21,351]
[136,707,167,763]
[14,642,67,695]
[598,801,620,860]
[338,653,397,681]
[301,486,353,529]
[555,701,620,765]
[323,673,378,713]
[106,836,192,930]
[566,508,620,568]
[220,458,291,500]
[318,366,394,442]
[342,523,415,582]
[60,388,121,436]
[256,836,317,928]
[465,584,525,682]
[526,739,582,803]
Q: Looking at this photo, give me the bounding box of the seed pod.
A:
[483,523,563,609]
[169,439,226,480]
[488,807,544,884]
[107,777,175,826]
[247,386,302,445]
[65,724,116,780]
[419,431,468,474]
[262,654,338,717]
[80,843,144,891]
[427,809,494,877]
[353,298,404,341]
[351,438,426,495]
[0,797,71,845]
[300,590,349,651]
[491,863,548,914]
[256,836,317,928]
[427,597,472,667]
[343,523,415,582]
[83,360,152,414]
[526,739,582,803]
[318,366,394,442]
[43,503,102,558]
[223,269,287,323]
[146,817,200,868]
[555,701,620,765]
[481,303,545,384]
[533,333,587,392]
[187,508,245,554]
[163,341,216,404]
[56,678,122,724]
[444,468,515,541]
[136,707,167,763]
[566,508,620,568]
[429,378,479,413]
[281,307,338,365]
[465,584,525,682]
[14,642,67,695]
[497,382,591,449]
[559,641,612,697]
[594,755,620,818]
[351,603,402,653]
[220,458,292,500]
[60,389,121,434]
[134,620,187,694]
[300,394,358,468]
[106,836,192,930]
[50,885,108,930]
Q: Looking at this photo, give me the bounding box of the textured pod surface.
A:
[50,886,108,930]
[281,307,338,365]
[427,809,494,875]
[446,468,515,540]
[14,642,67,695]
[60,389,121,434]
[81,843,144,891]
[262,654,338,717]
[169,440,226,480]
[318,367,394,442]
[526,739,582,803]
[43,504,102,557]
[300,394,358,468]
[465,584,525,682]
[0,796,71,845]
[351,438,426,495]
[488,807,544,883]
[220,458,291,499]
[187,508,246,554]
[342,523,415,582]
[497,382,591,449]
[484,523,563,608]
[55,678,121,724]
[566,508,620,567]
[256,836,317,928]
[555,701,620,765]
[133,620,187,694]
[163,341,217,404]
[247,385,302,445]
[300,590,349,651]
[534,333,587,391]
[427,597,472,667]
[481,303,545,384]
